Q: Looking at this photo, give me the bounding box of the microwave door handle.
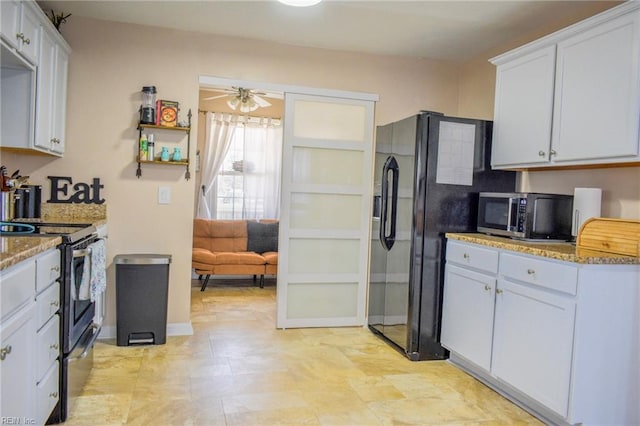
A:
[507,198,515,231]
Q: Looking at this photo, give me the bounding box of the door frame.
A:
[199,75,378,103]
[198,75,379,327]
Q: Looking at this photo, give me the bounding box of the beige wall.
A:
[2,17,460,330]
[457,1,640,219]
[4,2,638,331]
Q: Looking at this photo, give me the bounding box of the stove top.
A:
[0,221,97,243]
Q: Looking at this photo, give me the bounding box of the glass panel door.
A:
[277,93,374,328]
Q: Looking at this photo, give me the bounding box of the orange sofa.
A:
[192,219,278,291]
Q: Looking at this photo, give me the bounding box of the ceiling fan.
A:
[202,87,272,113]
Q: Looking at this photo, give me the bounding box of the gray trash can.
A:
[115,254,171,346]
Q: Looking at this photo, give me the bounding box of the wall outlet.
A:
[158,186,171,204]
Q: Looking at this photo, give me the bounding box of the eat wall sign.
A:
[47,176,105,204]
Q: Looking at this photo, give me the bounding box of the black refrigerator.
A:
[367,111,516,361]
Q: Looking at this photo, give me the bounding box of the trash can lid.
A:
[114,254,172,265]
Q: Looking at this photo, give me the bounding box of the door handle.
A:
[381,156,399,251]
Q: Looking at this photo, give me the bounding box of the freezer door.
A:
[375,115,419,350]
[368,123,392,334]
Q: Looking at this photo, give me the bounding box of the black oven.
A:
[54,231,102,423]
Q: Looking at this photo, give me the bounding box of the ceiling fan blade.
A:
[253,94,272,108]
[202,94,231,101]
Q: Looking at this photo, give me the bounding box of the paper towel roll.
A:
[572,188,602,237]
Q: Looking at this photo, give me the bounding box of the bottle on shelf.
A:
[148,134,155,161]
[139,134,148,161]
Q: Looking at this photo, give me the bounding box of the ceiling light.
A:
[227,97,240,110]
[277,0,322,7]
[240,97,259,113]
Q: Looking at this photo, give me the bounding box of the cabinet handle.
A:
[15,33,30,45]
[463,253,469,260]
[538,151,546,157]
[49,391,58,398]
[50,300,60,307]
[51,265,60,272]
[549,150,557,157]
[50,343,59,350]
[484,284,491,291]
[496,289,503,295]
[0,345,12,361]
[527,269,535,275]
[51,138,60,144]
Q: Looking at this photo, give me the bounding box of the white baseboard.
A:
[98,322,194,340]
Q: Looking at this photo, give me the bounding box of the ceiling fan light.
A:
[227,97,240,110]
[277,0,322,7]
[240,99,259,113]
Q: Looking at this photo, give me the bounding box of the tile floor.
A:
[63,279,543,425]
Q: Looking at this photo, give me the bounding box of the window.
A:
[215,127,257,219]
[211,121,283,220]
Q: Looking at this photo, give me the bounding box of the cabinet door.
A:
[18,1,40,64]
[441,264,496,371]
[36,361,59,426]
[552,12,640,163]
[492,278,575,417]
[0,304,36,420]
[35,25,56,152]
[51,44,69,155]
[0,0,20,49]
[491,46,556,168]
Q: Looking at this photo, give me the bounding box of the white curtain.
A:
[242,118,283,219]
[197,112,236,218]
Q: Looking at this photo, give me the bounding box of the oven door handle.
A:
[73,248,92,258]
[68,324,101,362]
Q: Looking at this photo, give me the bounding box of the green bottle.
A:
[139,134,148,161]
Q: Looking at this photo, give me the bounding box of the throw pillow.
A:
[247,221,279,253]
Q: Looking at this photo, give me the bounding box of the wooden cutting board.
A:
[577,218,640,257]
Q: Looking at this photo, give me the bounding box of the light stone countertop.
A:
[0,236,62,271]
[446,233,640,265]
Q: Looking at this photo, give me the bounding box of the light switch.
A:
[158,186,171,204]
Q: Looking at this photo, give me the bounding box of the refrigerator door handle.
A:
[381,156,399,251]
[380,156,390,247]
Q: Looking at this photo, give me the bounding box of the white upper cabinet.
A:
[492,46,556,167]
[0,0,40,64]
[35,24,70,156]
[552,12,640,163]
[490,3,640,169]
[1,0,70,157]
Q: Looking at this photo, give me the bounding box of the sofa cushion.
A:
[263,252,278,265]
[247,221,279,253]
[192,248,217,264]
[193,219,248,252]
[214,251,266,265]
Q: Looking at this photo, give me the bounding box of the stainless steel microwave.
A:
[477,192,574,240]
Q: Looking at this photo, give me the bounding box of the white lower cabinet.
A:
[492,278,575,417]
[0,248,61,423]
[0,302,36,420]
[441,264,496,371]
[442,238,640,425]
